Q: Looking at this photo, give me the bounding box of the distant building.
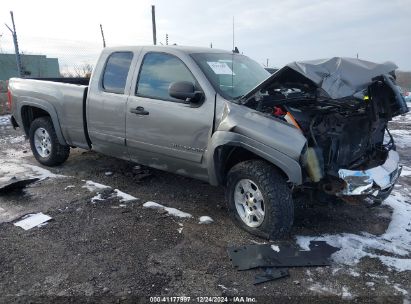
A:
[0,53,60,80]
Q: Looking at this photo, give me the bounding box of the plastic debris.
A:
[14,212,52,230]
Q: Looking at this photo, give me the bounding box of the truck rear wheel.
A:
[226,160,294,239]
[29,117,70,166]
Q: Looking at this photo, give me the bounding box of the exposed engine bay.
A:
[240,58,409,194]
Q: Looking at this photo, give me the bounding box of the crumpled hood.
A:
[286,57,397,99]
[241,57,398,101]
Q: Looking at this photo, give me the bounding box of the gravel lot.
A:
[0,113,410,303]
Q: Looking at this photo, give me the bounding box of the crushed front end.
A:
[338,150,401,197]
[240,57,408,202]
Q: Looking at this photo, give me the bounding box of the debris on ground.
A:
[296,189,411,272]
[228,241,339,285]
[0,177,39,194]
[132,165,152,181]
[143,201,192,218]
[198,216,214,224]
[105,171,113,176]
[14,212,52,230]
[270,244,280,252]
[228,241,339,270]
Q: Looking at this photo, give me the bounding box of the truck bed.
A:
[9,78,90,149]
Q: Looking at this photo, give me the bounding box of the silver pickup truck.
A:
[8,46,408,239]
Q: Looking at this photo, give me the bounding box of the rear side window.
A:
[102,52,133,94]
[136,52,196,102]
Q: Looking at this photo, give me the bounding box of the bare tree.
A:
[70,63,94,78]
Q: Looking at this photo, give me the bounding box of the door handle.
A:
[130,106,149,115]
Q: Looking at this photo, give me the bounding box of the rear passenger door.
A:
[87,51,134,158]
[125,51,215,179]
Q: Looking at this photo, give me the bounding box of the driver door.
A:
[125,51,214,179]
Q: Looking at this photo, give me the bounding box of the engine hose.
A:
[309,116,319,146]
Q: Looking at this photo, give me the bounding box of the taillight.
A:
[7,90,12,111]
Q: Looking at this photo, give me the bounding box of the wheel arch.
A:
[207,131,303,186]
[20,102,66,145]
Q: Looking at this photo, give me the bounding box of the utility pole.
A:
[5,11,22,77]
[151,5,157,45]
[266,58,269,67]
[232,16,235,52]
[166,33,168,45]
[100,24,106,48]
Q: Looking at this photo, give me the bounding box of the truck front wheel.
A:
[226,160,294,239]
[29,117,70,166]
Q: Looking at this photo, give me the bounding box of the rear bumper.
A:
[337,150,401,197]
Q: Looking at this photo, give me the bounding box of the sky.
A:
[0,0,410,72]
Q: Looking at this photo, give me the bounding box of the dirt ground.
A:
[0,113,410,303]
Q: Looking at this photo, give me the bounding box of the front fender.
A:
[206,131,304,186]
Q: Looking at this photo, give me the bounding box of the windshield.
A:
[191,53,270,100]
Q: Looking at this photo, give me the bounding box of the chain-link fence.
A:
[1,35,103,78]
[0,32,105,113]
[0,80,8,114]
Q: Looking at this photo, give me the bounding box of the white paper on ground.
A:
[14,213,52,230]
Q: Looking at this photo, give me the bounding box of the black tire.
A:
[226,160,294,240]
[29,116,70,166]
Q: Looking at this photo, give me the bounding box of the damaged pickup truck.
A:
[8,46,408,239]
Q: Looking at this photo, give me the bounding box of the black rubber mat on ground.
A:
[228,241,339,271]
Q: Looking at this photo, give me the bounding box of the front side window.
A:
[102,52,133,94]
[136,52,196,102]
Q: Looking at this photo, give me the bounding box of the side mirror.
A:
[169,81,203,103]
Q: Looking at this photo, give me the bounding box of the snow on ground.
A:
[308,282,354,299]
[24,164,65,180]
[198,215,214,224]
[143,201,193,218]
[392,112,410,123]
[81,181,138,204]
[82,180,111,192]
[0,115,10,126]
[0,159,65,182]
[393,284,409,296]
[389,129,411,149]
[0,135,25,144]
[402,166,411,177]
[0,132,65,183]
[91,193,105,204]
[297,189,411,272]
[113,189,138,202]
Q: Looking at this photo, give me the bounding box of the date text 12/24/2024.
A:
[150,296,257,303]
